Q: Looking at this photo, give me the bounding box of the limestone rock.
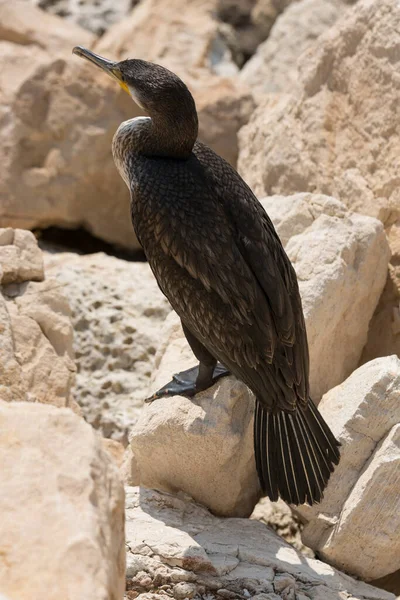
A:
[129,195,389,516]
[0,228,43,284]
[296,356,400,582]
[0,229,75,408]
[44,251,170,442]
[262,196,390,400]
[0,400,125,600]
[28,0,140,35]
[124,486,395,600]
[131,313,259,518]
[0,45,138,249]
[196,78,256,167]
[241,0,345,97]
[238,0,400,229]
[0,0,95,51]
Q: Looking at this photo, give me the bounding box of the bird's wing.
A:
[131,151,309,411]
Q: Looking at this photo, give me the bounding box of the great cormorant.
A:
[73,46,340,505]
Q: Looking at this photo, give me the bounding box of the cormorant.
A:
[73,46,340,505]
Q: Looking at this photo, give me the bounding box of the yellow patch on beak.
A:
[119,81,129,94]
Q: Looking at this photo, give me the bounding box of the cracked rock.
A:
[125,486,395,600]
[0,400,125,600]
[260,194,390,399]
[296,355,400,582]
[44,251,171,443]
[0,229,76,408]
[238,0,400,230]
[240,0,348,97]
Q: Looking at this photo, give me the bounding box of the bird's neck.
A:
[112,110,198,174]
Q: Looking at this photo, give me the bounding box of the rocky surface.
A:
[0,229,76,408]
[241,0,346,97]
[131,312,259,518]
[0,400,125,600]
[44,251,170,443]
[259,195,389,399]
[124,486,395,600]
[0,0,95,51]
[1,0,253,250]
[238,0,400,230]
[28,0,139,35]
[129,196,389,517]
[296,356,400,583]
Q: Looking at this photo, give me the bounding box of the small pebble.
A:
[173,581,197,599]
[216,589,237,599]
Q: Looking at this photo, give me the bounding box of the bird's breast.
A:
[112,117,152,188]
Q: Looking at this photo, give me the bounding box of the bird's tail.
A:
[254,398,340,505]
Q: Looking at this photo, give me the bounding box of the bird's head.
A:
[72,46,198,136]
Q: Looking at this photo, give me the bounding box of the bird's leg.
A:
[145,322,230,402]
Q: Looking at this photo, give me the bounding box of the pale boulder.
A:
[27,0,139,35]
[0,228,43,284]
[259,194,390,399]
[296,356,400,582]
[124,486,395,600]
[0,400,125,600]
[131,314,259,518]
[0,0,94,52]
[275,200,390,399]
[0,229,75,408]
[129,195,389,516]
[238,0,400,229]
[241,0,345,97]
[44,251,170,442]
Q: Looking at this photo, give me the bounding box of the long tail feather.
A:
[254,398,340,505]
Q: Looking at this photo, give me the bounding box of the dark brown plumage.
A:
[73,46,340,505]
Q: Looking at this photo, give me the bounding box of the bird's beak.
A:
[72,46,129,93]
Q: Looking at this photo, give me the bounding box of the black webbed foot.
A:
[145,363,230,403]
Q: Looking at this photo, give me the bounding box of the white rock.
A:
[238,0,400,229]
[124,486,395,600]
[260,194,390,399]
[0,0,95,52]
[44,251,171,442]
[259,193,346,246]
[0,400,125,600]
[280,202,390,399]
[0,228,43,284]
[0,229,76,408]
[241,0,345,97]
[296,356,400,581]
[28,0,138,35]
[131,313,258,518]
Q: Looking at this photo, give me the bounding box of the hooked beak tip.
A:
[72,45,119,76]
